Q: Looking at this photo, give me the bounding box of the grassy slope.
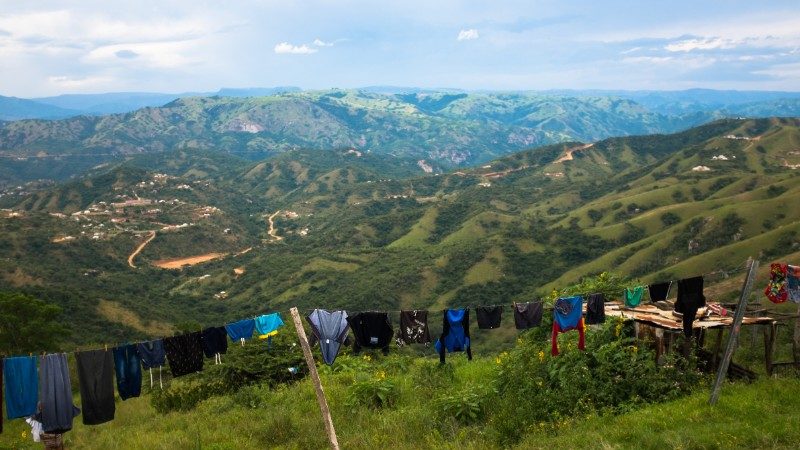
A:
[1,358,797,450]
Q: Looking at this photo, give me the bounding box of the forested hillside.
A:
[1,118,799,346]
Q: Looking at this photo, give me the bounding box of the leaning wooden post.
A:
[709,258,759,405]
[289,307,340,450]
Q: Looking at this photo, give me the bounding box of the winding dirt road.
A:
[266,211,284,242]
[128,230,156,268]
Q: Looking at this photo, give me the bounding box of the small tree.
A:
[0,292,68,355]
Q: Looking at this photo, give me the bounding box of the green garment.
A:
[624,286,645,307]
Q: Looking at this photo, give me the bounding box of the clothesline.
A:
[2,261,760,359]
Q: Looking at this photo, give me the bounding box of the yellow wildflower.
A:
[22,431,27,439]
[538,350,545,362]
[363,354,372,362]
[376,370,386,380]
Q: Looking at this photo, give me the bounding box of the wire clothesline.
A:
[7,260,760,359]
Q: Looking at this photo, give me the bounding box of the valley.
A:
[1,117,798,347]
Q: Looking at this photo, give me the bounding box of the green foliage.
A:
[0,291,68,354]
[660,211,681,227]
[346,373,399,409]
[434,385,492,424]
[490,318,704,445]
[151,333,305,413]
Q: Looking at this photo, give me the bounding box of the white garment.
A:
[26,417,43,442]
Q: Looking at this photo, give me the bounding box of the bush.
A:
[151,333,306,413]
[489,317,703,445]
[346,373,398,409]
[435,385,492,424]
[660,212,681,227]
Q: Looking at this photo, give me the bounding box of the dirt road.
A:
[128,231,156,268]
[266,211,284,242]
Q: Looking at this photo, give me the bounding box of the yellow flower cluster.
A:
[375,370,386,380]
[537,350,545,362]
[362,354,372,362]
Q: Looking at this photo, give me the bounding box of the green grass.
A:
[2,359,797,449]
[516,378,800,449]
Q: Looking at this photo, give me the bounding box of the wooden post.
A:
[289,307,340,450]
[711,327,724,369]
[709,258,759,405]
[794,304,800,370]
[763,322,777,376]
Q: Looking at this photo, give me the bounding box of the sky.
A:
[1,0,799,97]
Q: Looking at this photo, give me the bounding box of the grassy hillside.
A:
[2,118,800,346]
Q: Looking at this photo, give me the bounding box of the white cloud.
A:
[313,38,334,47]
[48,75,115,89]
[274,42,318,54]
[665,37,738,52]
[457,29,479,41]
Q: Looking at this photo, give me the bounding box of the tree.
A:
[0,292,68,355]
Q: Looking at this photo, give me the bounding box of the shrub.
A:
[660,212,681,227]
[489,317,703,445]
[346,373,398,409]
[435,386,492,424]
[151,333,305,413]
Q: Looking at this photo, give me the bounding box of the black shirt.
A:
[347,312,394,354]
[476,305,503,329]
[164,332,204,377]
[513,301,543,329]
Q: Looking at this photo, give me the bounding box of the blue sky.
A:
[1,0,799,96]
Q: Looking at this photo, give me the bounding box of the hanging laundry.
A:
[675,276,706,339]
[75,349,115,425]
[513,301,543,330]
[0,358,3,434]
[306,310,350,366]
[435,309,472,363]
[551,296,586,356]
[201,326,229,365]
[225,318,256,344]
[585,293,606,325]
[38,353,80,434]
[112,344,142,400]
[624,286,645,307]
[476,305,503,329]
[136,340,166,389]
[765,263,789,304]
[648,281,672,302]
[788,265,800,303]
[164,332,204,378]
[255,313,285,339]
[396,310,431,346]
[347,312,394,354]
[3,356,38,419]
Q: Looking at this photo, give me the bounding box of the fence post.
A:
[289,307,340,450]
[709,258,759,405]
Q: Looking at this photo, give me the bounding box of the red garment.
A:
[765,263,789,304]
[551,318,585,356]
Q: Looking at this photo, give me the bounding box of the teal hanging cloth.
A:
[624,286,645,307]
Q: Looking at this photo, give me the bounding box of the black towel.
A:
[585,293,606,325]
[347,312,394,354]
[164,332,204,377]
[648,281,672,302]
[676,276,706,338]
[396,310,432,345]
[201,326,229,358]
[476,305,503,329]
[513,301,543,329]
[75,349,115,426]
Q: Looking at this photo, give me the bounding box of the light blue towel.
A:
[255,313,285,337]
[4,356,39,419]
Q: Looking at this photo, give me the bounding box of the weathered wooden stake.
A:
[794,304,800,370]
[709,258,759,405]
[289,307,340,450]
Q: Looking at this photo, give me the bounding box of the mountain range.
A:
[2,117,798,344]
[4,88,800,186]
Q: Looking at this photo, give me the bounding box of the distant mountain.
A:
[0,90,706,183]
[0,95,79,120]
[29,87,304,117]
